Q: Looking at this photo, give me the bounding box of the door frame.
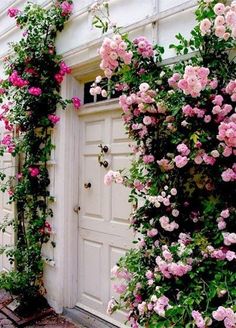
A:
[62,69,123,321]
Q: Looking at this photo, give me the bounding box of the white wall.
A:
[0,0,197,312]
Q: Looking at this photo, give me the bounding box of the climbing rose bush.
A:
[93,0,236,327]
[0,0,80,303]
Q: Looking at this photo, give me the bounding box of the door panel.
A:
[77,109,133,326]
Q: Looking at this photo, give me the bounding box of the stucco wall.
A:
[0,0,197,312]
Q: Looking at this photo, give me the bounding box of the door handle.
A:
[73,205,80,214]
[84,182,91,189]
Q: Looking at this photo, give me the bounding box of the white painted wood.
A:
[0,129,15,272]
[77,108,134,326]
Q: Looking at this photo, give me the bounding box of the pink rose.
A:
[213,306,227,321]
[8,7,20,17]
[214,3,225,15]
[28,87,42,96]
[60,1,73,16]
[48,114,60,124]
[29,167,40,177]
[72,97,81,109]
[174,155,189,168]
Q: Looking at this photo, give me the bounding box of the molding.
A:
[78,99,120,116]
[0,0,198,61]
[64,307,122,328]
[62,0,198,61]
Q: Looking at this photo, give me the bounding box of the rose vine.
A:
[0,0,80,306]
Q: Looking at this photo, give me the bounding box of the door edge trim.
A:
[63,306,125,328]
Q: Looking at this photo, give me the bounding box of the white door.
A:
[77,106,133,326]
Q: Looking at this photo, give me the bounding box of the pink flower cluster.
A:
[133,36,154,58]
[223,232,236,246]
[217,121,236,148]
[173,66,210,97]
[226,80,236,101]
[156,255,192,279]
[29,167,40,177]
[1,134,15,153]
[217,209,230,230]
[99,35,133,78]
[28,87,42,96]
[182,104,206,118]
[8,7,20,17]
[200,2,236,40]
[60,1,73,16]
[54,61,71,84]
[111,265,131,280]
[104,170,123,186]
[48,114,60,124]
[152,295,170,317]
[192,310,205,328]
[9,71,29,88]
[159,216,179,232]
[221,166,236,182]
[208,246,236,262]
[212,306,236,328]
[213,2,236,39]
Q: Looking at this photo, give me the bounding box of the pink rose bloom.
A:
[221,209,230,218]
[200,18,212,35]
[143,154,155,164]
[223,146,233,157]
[143,116,152,125]
[60,1,73,16]
[147,228,158,237]
[72,96,81,109]
[8,7,20,17]
[177,143,190,156]
[145,270,153,279]
[139,83,150,92]
[212,94,224,106]
[113,284,126,294]
[174,155,189,168]
[29,167,40,177]
[213,306,227,321]
[214,3,225,15]
[60,61,72,75]
[218,221,226,230]
[104,171,113,186]
[215,25,226,38]
[192,311,205,328]
[222,168,236,182]
[226,250,236,261]
[48,114,60,124]
[54,73,64,83]
[28,87,42,96]
[215,15,225,26]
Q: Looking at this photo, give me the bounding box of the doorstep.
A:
[64,307,120,328]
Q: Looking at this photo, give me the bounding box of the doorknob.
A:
[73,205,80,213]
[98,144,109,153]
[84,182,91,189]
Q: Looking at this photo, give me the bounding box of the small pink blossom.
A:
[8,7,20,17]
[72,97,81,109]
[48,114,60,124]
[174,155,189,168]
[214,3,225,15]
[60,1,73,16]
[28,87,42,96]
[29,167,40,177]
